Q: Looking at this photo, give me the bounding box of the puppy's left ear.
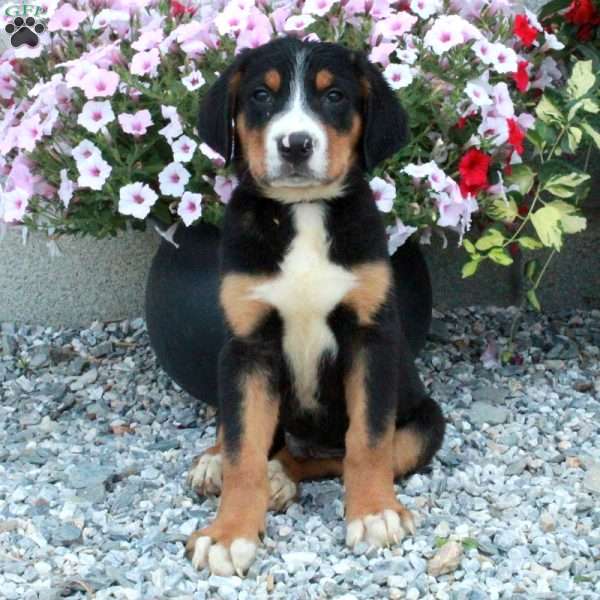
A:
[354,54,409,171]
[197,56,245,166]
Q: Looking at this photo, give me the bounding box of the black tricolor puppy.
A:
[186,37,445,576]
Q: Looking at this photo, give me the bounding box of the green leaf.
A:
[525,259,538,282]
[505,164,535,195]
[462,259,480,278]
[548,200,587,234]
[517,236,543,250]
[527,128,546,154]
[463,239,476,254]
[475,228,505,251]
[581,121,600,150]
[535,95,564,125]
[538,0,571,19]
[566,61,595,101]
[569,98,599,120]
[531,206,563,250]
[566,126,582,153]
[543,172,591,198]
[488,198,518,223]
[527,289,541,312]
[488,247,513,266]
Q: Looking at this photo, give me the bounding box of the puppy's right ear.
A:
[197,57,245,166]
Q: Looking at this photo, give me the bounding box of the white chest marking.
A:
[251,203,357,411]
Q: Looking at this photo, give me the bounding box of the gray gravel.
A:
[1,308,599,599]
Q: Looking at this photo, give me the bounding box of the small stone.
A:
[428,319,450,343]
[2,333,17,356]
[68,356,88,376]
[472,385,508,404]
[427,541,463,577]
[433,521,450,538]
[29,345,50,368]
[282,551,317,571]
[52,523,81,546]
[584,464,600,493]
[468,401,509,426]
[540,512,555,533]
[89,341,113,358]
[70,368,98,391]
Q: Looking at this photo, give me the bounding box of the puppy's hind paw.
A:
[187,451,223,497]
[346,508,415,550]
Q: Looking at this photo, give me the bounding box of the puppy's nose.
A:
[277,132,313,164]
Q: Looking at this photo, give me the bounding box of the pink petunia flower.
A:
[383,63,414,90]
[199,142,225,167]
[424,16,466,54]
[58,169,75,209]
[81,68,120,99]
[72,140,102,165]
[16,115,43,152]
[386,219,417,254]
[77,155,112,191]
[132,29,165,52]
[118,110,153,136]
[465,80,492,107]
[171,135,197,163]
[284,15,315,35]
[47,4,87,32]
[370,176,396,212]
[410,0,442,19]
[118,182,158,219]
[177,191,203,226]
[130,49,160,78]
[489,43,518,74]
[77,101,115,133]
[375,12,418,40]
[369,42,398,67]
[214,175,238,204]
[181,71,206,92]
[159,162,190,197]
[236,11,274,52]
[1,187,29,223]
[159,105,183,142]
[303,0,337,17]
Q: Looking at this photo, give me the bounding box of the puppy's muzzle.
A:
[277,132,314,165]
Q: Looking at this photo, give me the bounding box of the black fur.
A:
[200,37,444,470]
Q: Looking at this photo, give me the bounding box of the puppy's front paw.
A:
[187,451,222,497]
[268,459,297,512]
[346,506,416,549]
[186,529,258,576]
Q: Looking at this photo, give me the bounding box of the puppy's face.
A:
[198,39,408,202]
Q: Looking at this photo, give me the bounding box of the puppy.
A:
[186,37,445,576]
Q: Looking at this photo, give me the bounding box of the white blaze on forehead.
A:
[264,51,328,182]
[250,203,357,412]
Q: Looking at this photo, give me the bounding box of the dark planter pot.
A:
[145,223,432,407]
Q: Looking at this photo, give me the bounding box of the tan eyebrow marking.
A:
[264,69,281,92]
[315,69,334,91]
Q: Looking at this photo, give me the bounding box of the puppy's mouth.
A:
[262,166,329,189]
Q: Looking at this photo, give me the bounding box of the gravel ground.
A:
[1,307,599,600]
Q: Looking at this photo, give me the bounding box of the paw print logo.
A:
[5,16,45,48]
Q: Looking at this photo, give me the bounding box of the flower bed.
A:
[0,0,598,309]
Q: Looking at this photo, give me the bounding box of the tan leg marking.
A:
[186,372,279,575]
[315,69,334,91]
[343,353,415,548]
[393,427,424,477]
[343,261,392,325]
[264,69,281,92]
[236,113,267,180]
[220,273,272,337]
[325,113,362,180]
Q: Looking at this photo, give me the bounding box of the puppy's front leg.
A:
[187,342,279,576]
[343,346,415,549]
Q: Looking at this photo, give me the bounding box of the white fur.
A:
[187,452,222,496]
[346,509,415,550]
[190,536,257,576]
[251,203,357,411]
[260,179,346,204]
[264,51,329,185]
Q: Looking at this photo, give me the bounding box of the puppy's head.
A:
[198,38,408,202]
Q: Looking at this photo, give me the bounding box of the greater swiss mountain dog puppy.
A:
[185,37,445,576]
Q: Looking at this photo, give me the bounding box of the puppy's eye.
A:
[252,88,272,103]
[325,89,344,104]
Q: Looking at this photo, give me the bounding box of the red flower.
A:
[565,0,600,25]
[513,60,530,93]
[514,15,539,47]
[507,118,525,155]
[459,148,491,197]
[577,23,597,41]
[170,0,197,17]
